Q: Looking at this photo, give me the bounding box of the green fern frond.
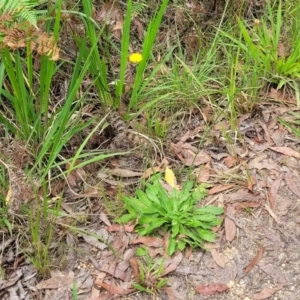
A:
[132,0,147,18]
[0,0,45,27]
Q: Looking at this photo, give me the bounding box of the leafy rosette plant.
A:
[117,175,224,255]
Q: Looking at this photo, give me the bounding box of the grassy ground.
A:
[1,0,300,298]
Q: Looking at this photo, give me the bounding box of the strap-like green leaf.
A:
[168,237,176,256]
[196,228,216,242]
[137,218,167,235]
[194,206,224,215]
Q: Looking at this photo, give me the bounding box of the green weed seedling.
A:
[117,174,223,255]
[132,246,168,295]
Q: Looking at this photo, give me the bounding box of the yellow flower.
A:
[165,167,179,190]
[129,52,143,64]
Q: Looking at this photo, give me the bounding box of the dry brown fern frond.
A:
[0,16,60,60]
[0,13,14,23]
[34,32,59,60]
[2,27,27,50]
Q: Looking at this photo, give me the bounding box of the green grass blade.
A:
[129,0,169,109]
[116,0,132,106]
[32,40,91,178]
[81,0,112,105]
